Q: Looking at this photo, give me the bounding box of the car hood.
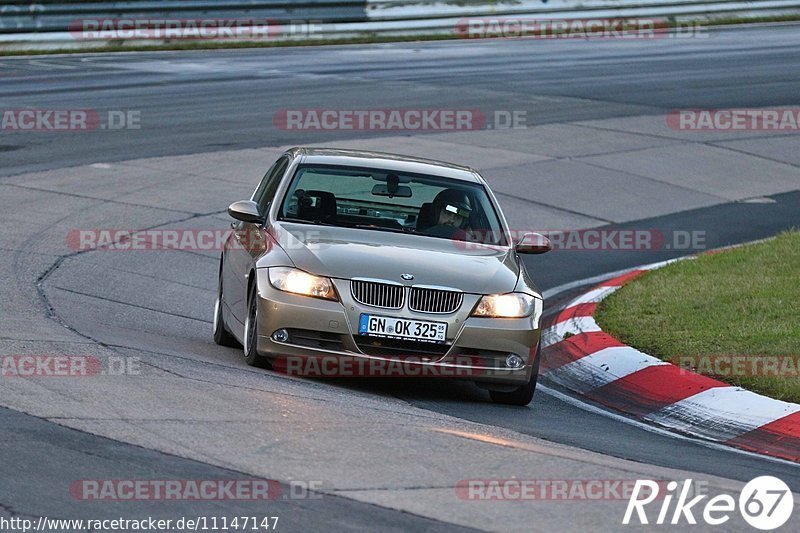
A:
[269,222,519,295]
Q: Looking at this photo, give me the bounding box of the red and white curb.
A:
[540,259,800,463]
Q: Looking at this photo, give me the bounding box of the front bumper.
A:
[253,270,540,386]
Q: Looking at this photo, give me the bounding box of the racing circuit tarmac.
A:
[1,25,799,531]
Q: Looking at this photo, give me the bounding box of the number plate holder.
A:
[358,314,447,343]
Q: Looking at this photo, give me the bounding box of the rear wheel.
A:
[244,281,271,368]
[489,344,541,406]
[213,268,239,348]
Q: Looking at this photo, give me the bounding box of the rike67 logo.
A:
[623,477,794,530]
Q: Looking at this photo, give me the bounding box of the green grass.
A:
[595,230,800,403]
[2,16,800,56]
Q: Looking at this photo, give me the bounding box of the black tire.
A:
[244,281,271,369]
[213,269,239,348]
[489,343,541,406]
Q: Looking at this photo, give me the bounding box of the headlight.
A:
[471,293,537,318]
[268,267,337,301]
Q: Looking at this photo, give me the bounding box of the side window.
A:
[252,155,290,214]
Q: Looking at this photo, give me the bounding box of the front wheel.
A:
[488,344,541,406]
[244,281,271,369]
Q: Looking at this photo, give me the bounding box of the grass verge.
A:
[595,230,800,403]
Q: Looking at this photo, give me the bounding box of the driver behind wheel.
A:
[425,189,472,239]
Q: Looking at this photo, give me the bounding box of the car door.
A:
[223,154,291,327]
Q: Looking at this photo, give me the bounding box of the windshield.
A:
[277,164,508,246]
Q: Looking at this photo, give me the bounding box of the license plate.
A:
[359,314,447,343]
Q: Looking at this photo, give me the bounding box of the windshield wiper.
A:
[280,217,338,227]
[353,224,408,234]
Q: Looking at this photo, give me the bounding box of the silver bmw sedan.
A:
[214,147,551,405]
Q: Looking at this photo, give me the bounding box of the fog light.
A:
[271,329,289,343]
[505,354,524,369]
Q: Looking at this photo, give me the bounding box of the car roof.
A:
[286,147,483,184]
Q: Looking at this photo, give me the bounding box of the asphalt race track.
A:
[1,25,799,531]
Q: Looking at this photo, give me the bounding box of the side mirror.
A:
[228,200,265,225]
[515,232,552,254]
